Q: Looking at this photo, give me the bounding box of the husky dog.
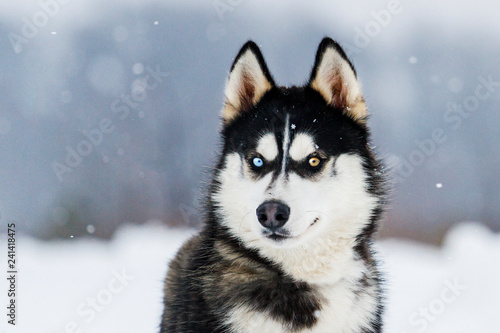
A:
[160,38,387,333]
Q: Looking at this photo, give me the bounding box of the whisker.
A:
[238,211,252,233]
[304,210,333,222]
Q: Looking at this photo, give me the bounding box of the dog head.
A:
[210,38,385,267]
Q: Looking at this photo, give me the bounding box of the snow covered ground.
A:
[1,222,498,333]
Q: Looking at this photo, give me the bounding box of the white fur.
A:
[226,275,379,333]
[214,152,377,282]
[223,49,272,122]
[214,134,379,332]
[225,305,284,333]
[280,113,290,173]
[256,133,278,161]
[289,133,316,161]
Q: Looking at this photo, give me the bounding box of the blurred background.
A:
[1,2,500,333]
[1,0,499,244]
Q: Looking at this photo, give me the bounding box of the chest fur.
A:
[225,277,379,333]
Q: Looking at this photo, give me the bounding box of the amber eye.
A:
[308,157,321,167]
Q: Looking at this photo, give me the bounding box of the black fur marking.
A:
[246,152,278,180]
[160,38,387,333]
[288,155,330,179]
[222,86,369,176]
[160,216,323,332]
[204,224,323,332]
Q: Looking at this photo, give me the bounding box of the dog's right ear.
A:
[222,41,275,124]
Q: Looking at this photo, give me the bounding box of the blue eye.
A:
[252,157,264,168]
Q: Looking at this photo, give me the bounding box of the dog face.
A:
[212,39,382,254]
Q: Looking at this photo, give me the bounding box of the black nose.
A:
[256,201,290,230]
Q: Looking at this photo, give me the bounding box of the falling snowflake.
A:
[86,225,96,234]
[132,63,144,75]
[436,183,443,188]
[291,124,296,129]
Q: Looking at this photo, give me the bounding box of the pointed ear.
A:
[222,41,275,124]
[309,38,367,123]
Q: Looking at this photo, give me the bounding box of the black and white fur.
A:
[160,38,387,333]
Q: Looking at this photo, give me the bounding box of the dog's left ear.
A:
[222,41,275,124]
[309,38,367,123]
